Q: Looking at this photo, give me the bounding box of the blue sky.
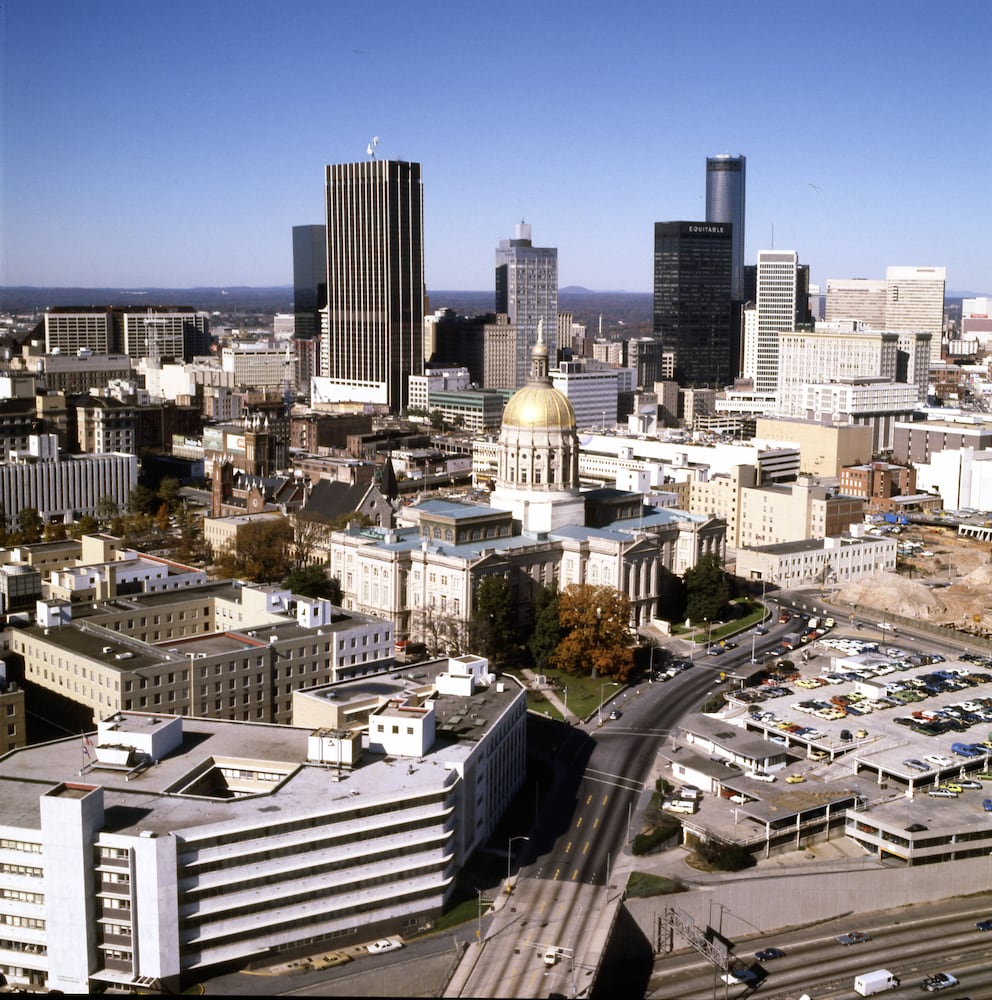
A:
[1,0,989,294]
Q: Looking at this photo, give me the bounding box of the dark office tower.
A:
[706,154,746,300]
[321,160,424,413]
[653,222,733,387]
[293,225,327,339]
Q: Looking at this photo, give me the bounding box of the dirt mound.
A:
[834,572,948,619]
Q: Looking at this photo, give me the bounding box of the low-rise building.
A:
[0,661,525,993]
[10,582,394,729]
[735,524,896,588]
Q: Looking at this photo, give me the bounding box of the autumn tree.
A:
[550,584,634,681]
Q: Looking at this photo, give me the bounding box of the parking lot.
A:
[733,624,992,800]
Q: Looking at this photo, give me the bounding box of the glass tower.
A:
[652,221,733,387]
[705,154,746,301]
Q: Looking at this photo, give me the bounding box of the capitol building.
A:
[325,332,727,647]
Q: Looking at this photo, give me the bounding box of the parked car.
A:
[905,822,928,832]
[903,758,930,772]
[983,798,992,812]
[951,742,982,758]
[837,930,872,945]
[927,788,958,798]
[785,774,806,784]
[956,779,983,790]
[746,771,776,782]
[924,754,954,767]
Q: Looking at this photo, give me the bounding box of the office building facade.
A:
[494,222,558,388]
[652,222,733,387]
[753,250,799,393]
[705,154,746,300]
[320,160,425,412]
[885,266,946,364]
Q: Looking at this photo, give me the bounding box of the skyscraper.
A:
[753,250,799,393]
[653,221,733,387]
[320,160,424,413]
[706,154,746,300]
[495,222,558,389]
[292,224,327,339]
[885,266,946,364]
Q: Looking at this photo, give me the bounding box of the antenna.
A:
[366,136,379,159]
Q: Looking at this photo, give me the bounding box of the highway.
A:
[649,895,992,999]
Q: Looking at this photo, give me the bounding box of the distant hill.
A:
[1,285,654,338]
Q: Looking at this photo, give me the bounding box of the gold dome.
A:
[501,383,576,430]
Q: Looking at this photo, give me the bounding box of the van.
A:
[854,969,900,995]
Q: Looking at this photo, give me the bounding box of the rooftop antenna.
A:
[366,136,379,159]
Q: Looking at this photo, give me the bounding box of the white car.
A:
[745,771,776,782]
[924,754,954,767]
[543,946,559,967]
[367,938,403,954]
[721,968,757,985]
[877,622,896,631]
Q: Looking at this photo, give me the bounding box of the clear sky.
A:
[1,0,989,294]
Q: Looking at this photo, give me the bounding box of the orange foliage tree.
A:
[550,584,634,680]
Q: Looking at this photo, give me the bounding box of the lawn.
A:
[513,667,626,723]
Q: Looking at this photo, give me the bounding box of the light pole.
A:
[506,835,529,893]
[562,685,569,723]
[598,681,620,725]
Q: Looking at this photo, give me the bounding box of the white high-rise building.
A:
[825,278,887,326]
[495,222,558,389]
[754,250,799,393]
[885,266,946,364]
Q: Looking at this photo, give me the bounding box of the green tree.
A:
[43,521,68,542]
[683,552,730,625]
[128,484,158,517]
[214,518,294,583]
[472,575,515,664]
[550,584,634,680]
[96,495,120,525]
[282,563,341,602]
[528,585,562,671]
[18,507,43,544]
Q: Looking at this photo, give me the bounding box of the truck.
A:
[782,632,800,649]
[854,969,900,995]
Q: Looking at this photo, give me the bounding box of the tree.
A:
[128,484,158,517]
[157,476,181,512]
[683,552,731,625]
[282,563,341,602]
[214,518,294,583]
[550,584,634,680]
[154,504,171,533]
[18,507,43,544]
[96,495,120,525]
[472,575,515,664]
[528,585,562,671]
[289,515,332,572]
[71,514,99,538]
[43,521,68,542]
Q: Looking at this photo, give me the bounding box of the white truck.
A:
[854,969,900,995]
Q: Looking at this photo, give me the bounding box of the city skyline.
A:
[1,0,990,294]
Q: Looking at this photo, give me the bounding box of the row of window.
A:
[0,864,42,878]
[0,914,44,930]
[0,839,41,854]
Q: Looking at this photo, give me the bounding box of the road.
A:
[447,661,736,998]
[649,894,992,999]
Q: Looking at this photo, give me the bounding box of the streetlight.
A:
[598,681,620,725]
[562,685,569,723]
[506,835,529,893]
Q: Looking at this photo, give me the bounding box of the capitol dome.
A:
[490,324,583,532]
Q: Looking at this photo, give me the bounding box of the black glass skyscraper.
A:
[706,155,746,301]
[652,221,733,387]
[322,160,424,413]
[292,224,327,339]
